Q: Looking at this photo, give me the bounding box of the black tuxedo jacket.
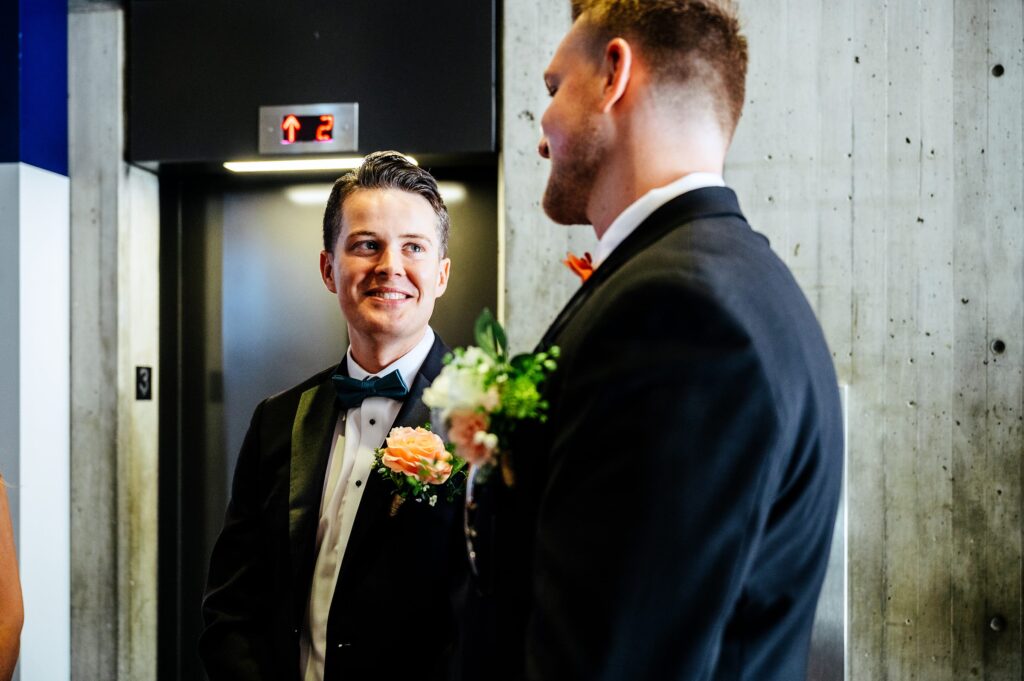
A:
[200,335,468,681]
[475,187,843,681]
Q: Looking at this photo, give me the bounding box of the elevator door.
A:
[159,165,498,681]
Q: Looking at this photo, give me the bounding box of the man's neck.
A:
[588,120,727,238]
[348,330,427,374]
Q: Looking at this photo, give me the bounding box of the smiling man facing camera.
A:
[201,151,468,681]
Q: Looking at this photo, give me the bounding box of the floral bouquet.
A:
[422,309,559,486]
[373,426,468,516]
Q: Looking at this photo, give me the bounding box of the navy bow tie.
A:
[332,369,409,409]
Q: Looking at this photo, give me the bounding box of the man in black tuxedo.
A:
[472,2,844,680]
[201,151,467,681]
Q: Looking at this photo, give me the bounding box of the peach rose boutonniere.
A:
[373,426,468,516]
[447,409,499,467]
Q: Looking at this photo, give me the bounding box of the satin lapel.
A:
[539,186,746,349]
[339,337,448,571]
[289,372,340,622]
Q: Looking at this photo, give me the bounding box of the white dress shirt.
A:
[299,328,436,681]
[593,172,726,269]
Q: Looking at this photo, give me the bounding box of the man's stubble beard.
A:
[541,118,606,226]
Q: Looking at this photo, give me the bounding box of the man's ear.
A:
[600,37,633,113]
[435,257,451,297]
[320,250,338,293]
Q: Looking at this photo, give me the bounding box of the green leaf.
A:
[474,308,508,361]
[492,321,508,359]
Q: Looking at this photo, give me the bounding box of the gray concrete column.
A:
[500,2,595,352]
[69,4,159,680]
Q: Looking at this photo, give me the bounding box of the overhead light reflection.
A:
[281,180,468,209]
[285,185,334,206]
[224,155,418,173]
[437,182,467,205]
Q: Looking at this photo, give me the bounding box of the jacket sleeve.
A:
[200,399,275,681]
[525,280,783,681]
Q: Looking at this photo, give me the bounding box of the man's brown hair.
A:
[570,0,748,135]
[322,151,450,256]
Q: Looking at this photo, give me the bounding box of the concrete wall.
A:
[502,0,1024,678]
[729,1,1024,678]
[69,5,160,680]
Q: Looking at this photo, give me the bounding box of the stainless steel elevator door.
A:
[220,173,498,485]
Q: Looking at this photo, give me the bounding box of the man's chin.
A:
[350,308,431,340]
[542,189,590,226]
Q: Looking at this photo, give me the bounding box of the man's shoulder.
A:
[602,212,759,300]
[259,364,338,413]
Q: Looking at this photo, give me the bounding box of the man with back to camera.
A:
[201,151,468,681]
[467,2,844,680]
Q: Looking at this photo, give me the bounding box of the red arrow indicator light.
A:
[281,114,301,144]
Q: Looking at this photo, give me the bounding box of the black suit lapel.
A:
[335,336,449,581]
[288,369,341,625]
[539,186,745,348]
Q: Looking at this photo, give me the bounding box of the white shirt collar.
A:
[593,172,725,269]
[346,327,436,386]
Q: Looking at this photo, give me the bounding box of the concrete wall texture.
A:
[69,5,160,681]
[502,0,1024,679]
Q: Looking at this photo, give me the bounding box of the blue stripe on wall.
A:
[20,0,67,176]
[0,0,67,176]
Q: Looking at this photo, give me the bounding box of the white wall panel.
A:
[17,163,71,681]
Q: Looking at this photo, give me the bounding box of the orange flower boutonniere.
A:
[563,251,594,283]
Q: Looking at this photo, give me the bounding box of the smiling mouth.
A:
[367,290,413,300]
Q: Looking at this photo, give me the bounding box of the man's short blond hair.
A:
[571,0,748,136]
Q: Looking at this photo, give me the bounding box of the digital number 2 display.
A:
[281,114,335,144]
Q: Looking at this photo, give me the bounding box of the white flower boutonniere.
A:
[422,309,559,486]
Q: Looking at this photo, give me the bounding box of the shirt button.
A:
[355,480,362,487]
[369,418,376,425]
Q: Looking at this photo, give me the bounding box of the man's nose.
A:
[538,136,550,159]
[374,245,404,276]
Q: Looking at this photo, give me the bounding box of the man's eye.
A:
[406,243,426,253]
[353,240,378,251]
